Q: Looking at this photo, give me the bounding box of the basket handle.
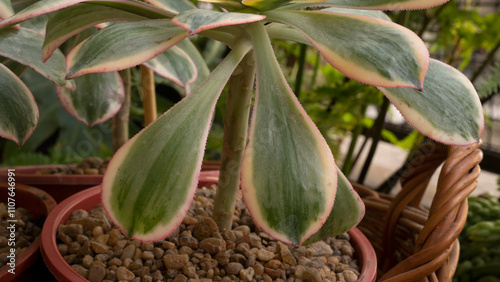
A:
[379,140,482,281]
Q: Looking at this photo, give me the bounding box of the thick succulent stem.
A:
[112,68,131,152]
[141,65,157,126]
[213,53,255,231]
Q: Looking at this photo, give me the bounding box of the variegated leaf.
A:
[101,40,252,241]
[56,71,124,126]
[0,27,75,89]
[0,0,173,28]
[198,0,246,11]
[283,0,449,10]
[143,46,197,90]
[66,20,189,78]
[144,0,196,14]
[303,168,365,245]
[172,9,265,35]
[0,63,38,146]
[265,10,428,89]
[323,7,391,21]
[241,23,337,246]
[0,0,14,20]
[176,39,210,93]
[379,59,483,145]
[43,3,148,62]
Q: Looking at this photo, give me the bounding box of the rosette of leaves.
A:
[0,0,484,246]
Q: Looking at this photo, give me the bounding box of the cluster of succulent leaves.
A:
[455,192,500,281]
[0,0,484,246]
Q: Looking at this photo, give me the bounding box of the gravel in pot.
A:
[57,185,360,282]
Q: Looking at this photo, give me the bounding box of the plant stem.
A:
[140,65,157,126]
[112,69,131,152]
[213,53,255,231]
[357,97,390,185]
[294,44,307,97]
[342,104,367,176]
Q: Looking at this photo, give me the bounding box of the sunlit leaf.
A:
[379,59,484,145]
[0,0,15,20]
[172,9,265,35]
[56,71,124,126]
[102,40,252,241]
[66,20,188,78]
[0,63,38,146]
[265,10,429,89]
[241,23,337,246]
[0,27,75,89]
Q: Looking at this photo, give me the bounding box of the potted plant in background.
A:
[0,0,214,202]
[0,0,484,281]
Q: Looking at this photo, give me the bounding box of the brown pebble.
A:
[240,267,255,281]
[91,241,109,254]
[193,217,219,240]
[121,244,136,260]
[88,264,106,282]
[163,254,189,270]
[257,249,274,262]
[226,262,244,275]
[200,238,226,254]
[116,266,135,281]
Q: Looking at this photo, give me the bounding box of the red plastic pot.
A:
[0,165,103,203]
[41,171,376,281]
[0,163,221,204]
[0,182,57,281]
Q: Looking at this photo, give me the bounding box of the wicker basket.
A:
[353,140,483,281]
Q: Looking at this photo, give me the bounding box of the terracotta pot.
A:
[0,162,220,204]
[41,171,376,281]
[0,165,103,203]
[0,182,57,281]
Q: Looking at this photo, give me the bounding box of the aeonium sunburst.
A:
[0,0,483,246]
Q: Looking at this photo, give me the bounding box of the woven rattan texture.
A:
[354,140,483,281]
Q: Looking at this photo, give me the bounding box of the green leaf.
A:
[379,59,484,145]
[172,9,265,35]
[283,0,450,10]
[143,46,197,90]
[66,19,189,78]
[0,27,75,89]
[101,39,252,241]
[303,168,365,245]
[265,10,429,89]
[43,3,148,62]
[0,0,174,28]
[241,23,337,246]
[0,63,38,146]
[0,0,15,20]
[144,0,196,14]
[56,71,124,126]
